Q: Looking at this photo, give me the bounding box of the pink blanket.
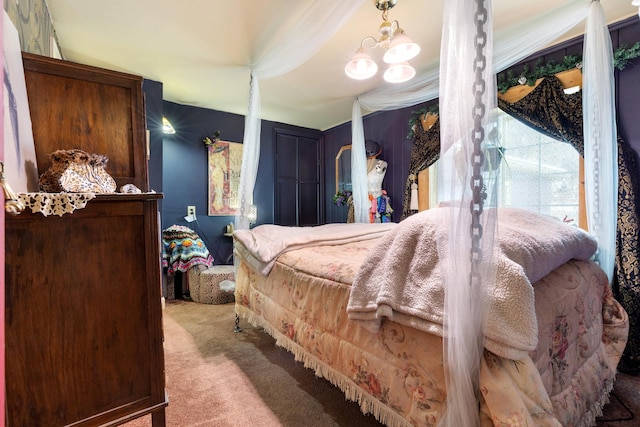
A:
[347,207,598,360]
[233,222,396,275]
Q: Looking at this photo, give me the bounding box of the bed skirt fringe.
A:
[576,377,614,427]
[235,305,413,427]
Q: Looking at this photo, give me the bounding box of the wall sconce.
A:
[248,204,258,225]
[345,0,420,83]
[162,117,176,135]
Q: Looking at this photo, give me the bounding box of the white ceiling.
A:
[46,1,637,131]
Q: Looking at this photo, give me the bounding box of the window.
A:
[422,109,585,229]
[494,109,584,228]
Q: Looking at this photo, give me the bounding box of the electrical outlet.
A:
[187,206,196,217]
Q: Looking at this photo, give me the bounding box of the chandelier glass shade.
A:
[383,30,420,63]
[345,47,378,80]
[345,1,420,83]
[383,61,415,83]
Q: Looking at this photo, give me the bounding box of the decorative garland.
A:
[497,42,640,93]
[497,55,581,93]
[406,42,640,139]
[614,42,640,70]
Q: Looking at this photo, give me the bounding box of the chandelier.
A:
[345,0,420,83]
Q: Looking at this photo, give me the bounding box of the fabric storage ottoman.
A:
[187,265,235,304]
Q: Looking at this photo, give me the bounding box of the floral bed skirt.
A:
[235,239,628,426]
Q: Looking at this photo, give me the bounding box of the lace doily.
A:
[18,192,96,217]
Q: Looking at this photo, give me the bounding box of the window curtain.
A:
[498,77,640,375]
[400,76,584,218]
[234,0,365,230]
[497,77,583,152]
[400,117,440,220]
[614,138,640,375]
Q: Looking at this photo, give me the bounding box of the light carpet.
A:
[124,300,638,427]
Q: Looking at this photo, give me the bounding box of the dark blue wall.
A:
[160,102,249,265]
[144,95,323,265]
[615,18,640,156]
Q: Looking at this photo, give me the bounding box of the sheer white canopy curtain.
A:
[235,0,365,231]
[583,2,618,284]
[437,1,497,424]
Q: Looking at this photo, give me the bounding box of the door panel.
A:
[276,180,298,226]
[299,182,320,226]
[274,129,323,226]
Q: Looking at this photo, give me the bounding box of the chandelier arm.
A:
[389,20,400,37]
[360,35,379,49]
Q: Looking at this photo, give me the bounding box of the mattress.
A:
[235,237,628,427]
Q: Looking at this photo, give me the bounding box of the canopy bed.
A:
[233,208,628,426]
[232,0,635,425]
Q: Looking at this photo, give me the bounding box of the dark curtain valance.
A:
[497,76,584,155]
[400,118,440,220]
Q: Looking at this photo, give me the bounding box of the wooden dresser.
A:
[5,54,167,426]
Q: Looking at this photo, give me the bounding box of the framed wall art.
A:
[208,140,242,216]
